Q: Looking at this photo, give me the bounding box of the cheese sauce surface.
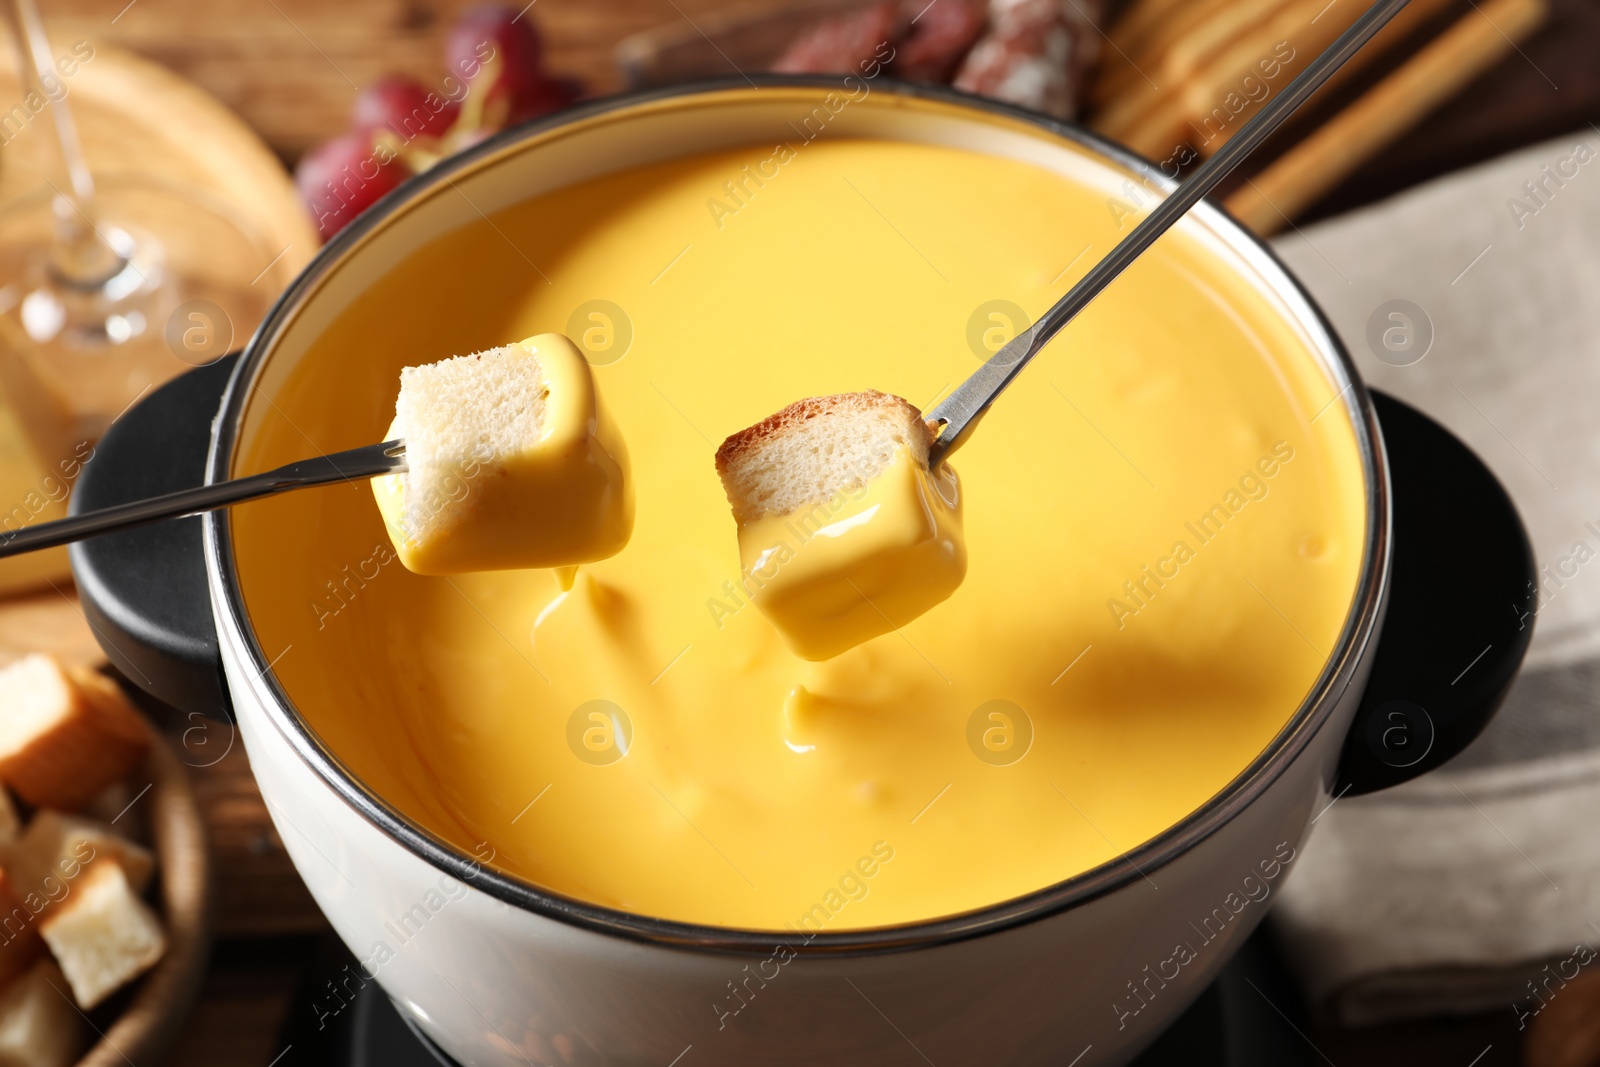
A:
[233,137,1366,931]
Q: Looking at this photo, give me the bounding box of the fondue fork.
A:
[0,440,407,559]
[926,0,1411,468]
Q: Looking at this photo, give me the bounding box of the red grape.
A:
[352,75,459,141]
[295,132,410,241]
[444,5,563,124]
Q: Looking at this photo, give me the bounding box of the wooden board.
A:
[0,40,314,266]
[0,586,105,668]
[0,39,315,597]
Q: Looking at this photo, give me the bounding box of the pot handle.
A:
[1336,391,1536,795]
[69,355,238,721]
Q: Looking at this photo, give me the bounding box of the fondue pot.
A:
[68,80,1534,1066]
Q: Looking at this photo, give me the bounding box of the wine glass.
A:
[0,0,289,466]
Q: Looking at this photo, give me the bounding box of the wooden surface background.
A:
[26,0,1600,224]
[35,0,743,159]
[6,0,1596,1063]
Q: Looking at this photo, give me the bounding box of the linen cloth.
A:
[1265,128,1600,1027]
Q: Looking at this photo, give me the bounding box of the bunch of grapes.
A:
[296,5,579,242]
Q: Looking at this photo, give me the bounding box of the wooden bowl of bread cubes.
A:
[0,652,210,1067]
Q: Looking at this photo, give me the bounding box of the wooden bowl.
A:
[0,40,314,265]
[0,595,212,1061]
[78,729,212,1067]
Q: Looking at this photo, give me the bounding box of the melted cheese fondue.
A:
[232,136,1365,930]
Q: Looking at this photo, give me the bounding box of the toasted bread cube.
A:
[0,656,148,810]
[7,811,155,909]
[0,869,44,990]
[715,391,967,660]
[372,333,633,575]
[39,860,164,1009]
[0,961,86,1067]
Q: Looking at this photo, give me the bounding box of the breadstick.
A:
[1182,0,1457,158]
[1106,0,1194,57]
[1094,0,1267,135]
[1128,0,1343,157]
[1276,0,1456,108]
[1161,0,1295,86]
[1225,0,1549,234]
[1129,0,1299,146]
[1093,0,1271,112]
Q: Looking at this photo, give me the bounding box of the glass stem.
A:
[6,0,122,286]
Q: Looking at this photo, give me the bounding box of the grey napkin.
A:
[1265,129,1600,1027]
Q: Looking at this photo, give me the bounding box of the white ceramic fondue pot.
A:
[69,80,1535,1066]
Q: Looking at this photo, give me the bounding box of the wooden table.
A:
[30,0,1600,220]
[17,1,1593,1062]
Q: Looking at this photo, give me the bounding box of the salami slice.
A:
[953,0,1103,119]
[894,0,988,83]
[772,2,905,74]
